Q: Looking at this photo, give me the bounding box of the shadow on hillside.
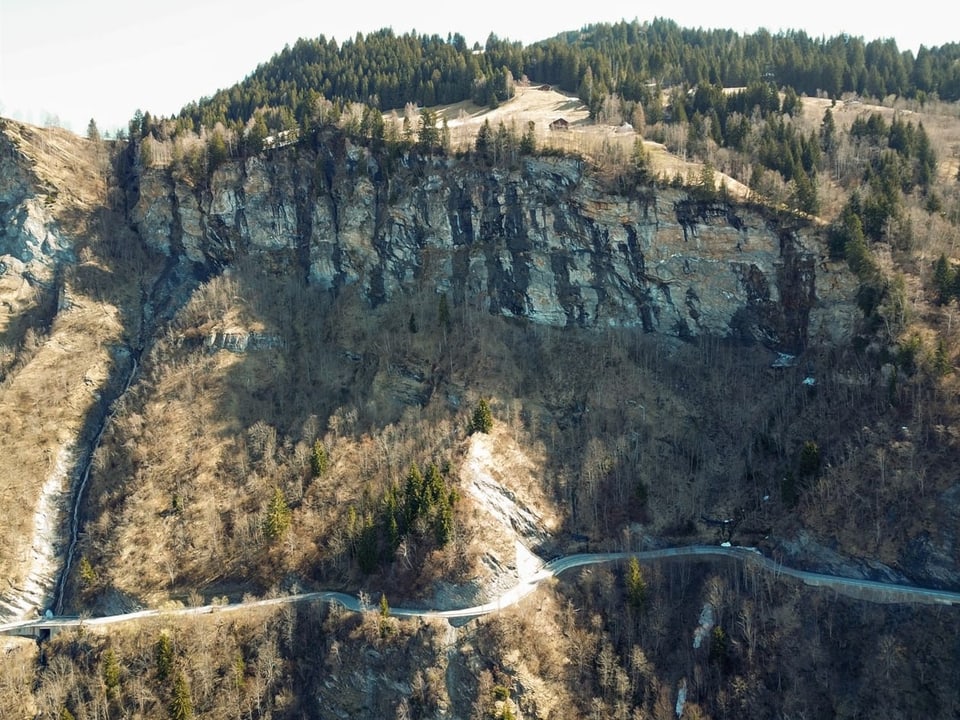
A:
[69,218,936,620]
[55,195,209,614]
[137,251,831,601]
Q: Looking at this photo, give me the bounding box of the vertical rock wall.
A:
[132,138,857,351]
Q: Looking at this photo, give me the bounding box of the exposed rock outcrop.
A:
[133,137,857,352]
[0,130,72,283]
[0,126,72,347]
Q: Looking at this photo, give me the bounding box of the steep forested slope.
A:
[2,16,960,718]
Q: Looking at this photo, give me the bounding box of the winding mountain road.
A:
[3,546,959,638]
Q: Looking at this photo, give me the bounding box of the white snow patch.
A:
[675,679,687,717]
[692,602,715,649]
[0,444,73,621]
[772,352,797,368]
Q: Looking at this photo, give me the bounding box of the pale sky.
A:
[1,0,956,135]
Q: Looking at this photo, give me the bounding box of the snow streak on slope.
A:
[0,444,73,621]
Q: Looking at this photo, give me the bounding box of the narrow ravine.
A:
[53,357,139,614]
[50,252,205,616]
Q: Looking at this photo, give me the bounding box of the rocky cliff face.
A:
[0,127,71,341]
[0,132,69,281]
[133,134,856,352]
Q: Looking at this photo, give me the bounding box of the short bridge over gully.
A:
[1,616,82,641]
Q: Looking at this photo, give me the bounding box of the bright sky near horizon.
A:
[1,0,956,136]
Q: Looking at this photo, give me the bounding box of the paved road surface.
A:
[4,546,959,637]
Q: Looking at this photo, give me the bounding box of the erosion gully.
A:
[4,243,206,622]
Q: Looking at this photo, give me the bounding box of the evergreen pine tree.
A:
[697,163,717,200]
[245,115,268,155]
[357,517,379,573]
[434,501,454,546]
[798,441,821,479]
[844,216,874,278]
[378,593,394,637]
[632,138,650,181]
[207,131,228,172]
[418,108,439,150]
[310,440,329,478]
[403,464,425,531]
[625,557,648,611]
[469,398,494,434]
[169,672,193,720]
[438,293,451,329]
[232,654,246,691]
[79,556,97,588]
[933,254,955,305]
[156,632,174,681]
[915,122,936,189]
[387,512,400,552]
[934,337,952,376]
[475,119,493,163]
[709,626,730,668]
[264,488,291,540]
[102,648,121,699]
[424,463,445,508]
[520,120,536,154]
[793,167,819,215]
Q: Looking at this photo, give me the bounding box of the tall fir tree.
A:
[469,398,494,434]
[156,632,174,681]
[169,672,193,720]
[264,488,291,540]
